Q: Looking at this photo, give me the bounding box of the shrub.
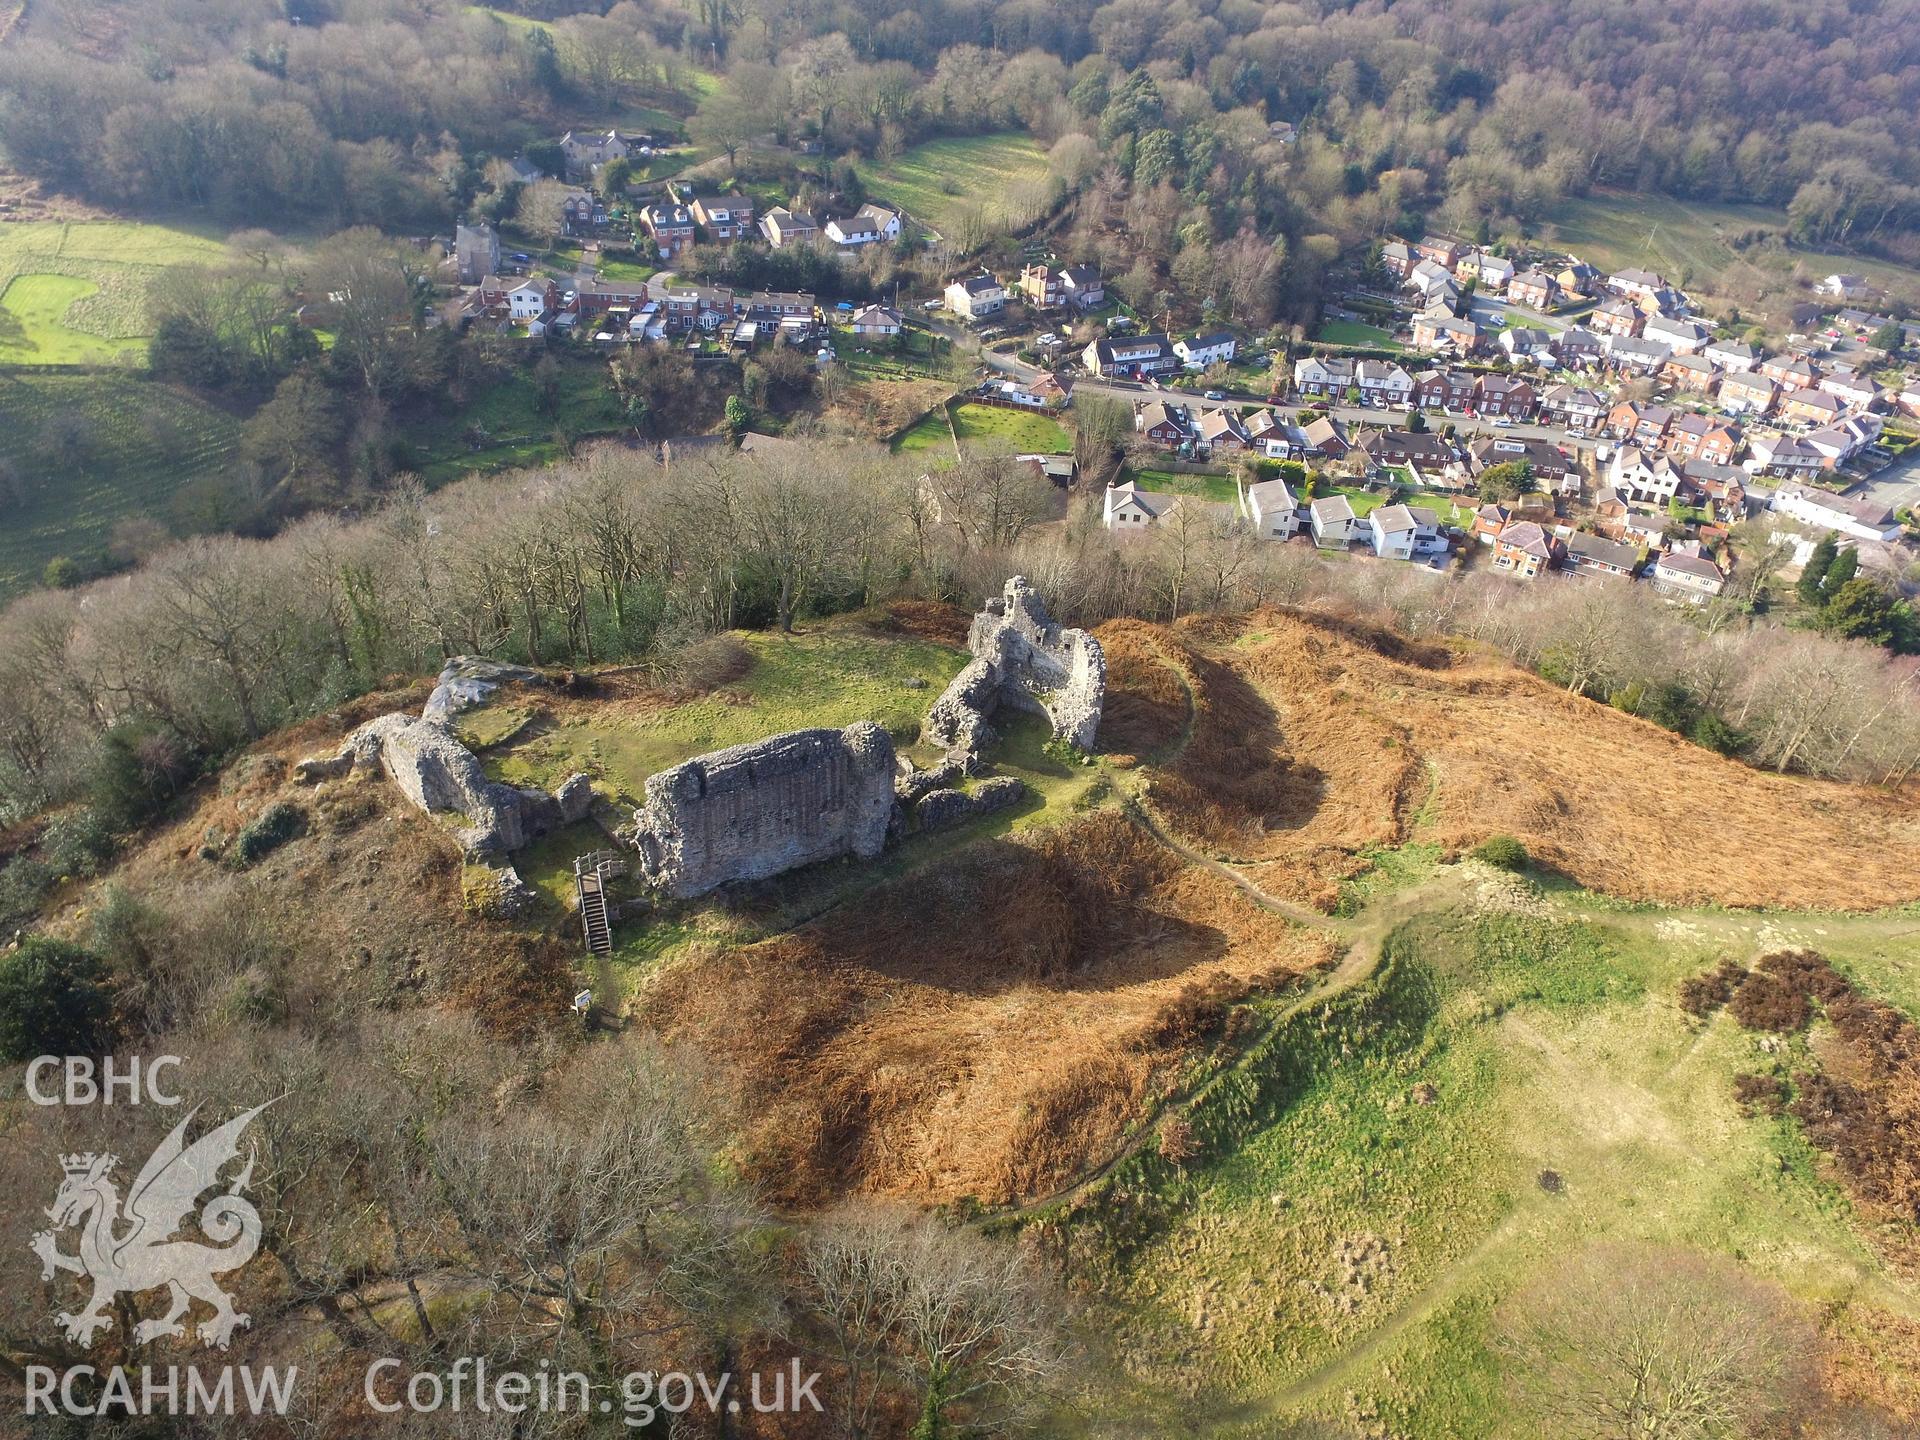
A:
[0,856,56,932]
[232,802,304,866]
[1157,1115,1199,1167]
[0,937,114,1062]
[1678,958,1747,1019]
[87,719,198,831]
[1470,835,1528,872]
[41,808,117,879]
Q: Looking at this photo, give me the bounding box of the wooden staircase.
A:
[573,850,628,958]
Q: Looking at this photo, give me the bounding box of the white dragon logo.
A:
[29,1101,273,1350]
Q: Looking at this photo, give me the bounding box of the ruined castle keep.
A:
[924,577,1105,755]
[631,722,897,899]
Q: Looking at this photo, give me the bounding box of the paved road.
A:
[1859,446,1920,514]
[1070,379,1600,459]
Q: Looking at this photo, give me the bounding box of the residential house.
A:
[1610,446,1683,505]
[1819,370,1882,411]
[559,129,632,174]
[1801,425,1864,467]
[824,203,901,248]
[1760,354,1819,391]
[1369,503,1444,560]
[1643,315,1708,353]
[653,283,733,332]
[479,275,558,322]
[1566,531,1641,579]
[1557,260,1602,296]
[1703,338,1756,371]
[1664,413,1741,465]
[687,192,756,242]
[1242,477,1303,538]
[1196,408,1252,454]
[639,202,697,259]
[1609,266,1666,297]
[1507,270,1559,310]
[759,207,820,248]
[1718,371,1778,416]
[945,273,1006,319]
[1590,298,1644,337]
[1770,482,1901,541]
[1744,433,1827,479]
[1621,509,1669,549]
[1415,368,1477,412]
[1355,359,1415,407]
[1310,495,1360,547]
[1472,502,1514,543]
[1411,309,1480,353]
[1136,401,1191,447]
[849,304,903,338]
[1680,460,1751,522]
[1415,235,1468,269]
[1607,401,1674,447]
[557,188,599,235]
[1816,273,1871,301]
[1058,263,1104,309]
[1357,428,1455,473]
[1662,352,1719,392]
[1175,330,1239,369]
[1606,334,1673,373]
[1783,388,1848,427]
[574,277,651,319]
[1244,408,1281,445]
[1300,415,1351,459]
[1499,326,1552,363]
[1462,251,1516,291]
[1550,326,1603,366]
[1651,546,1727,600]
[1405,257,1452,296]
[1378,241,1414,279]
[1491,521,1565,578]
[1473,435,1580,494]
[1475,374,1535,418]
[1086,332,1178,378]
[1539,383,1606,429]
[1295,355,1356,396]
[1901,381,1920,419]
[454,221,500,284]
[1102,481,1177,531]
[1018,263,1065,308]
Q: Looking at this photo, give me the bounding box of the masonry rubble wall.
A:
[631,722,897,899]
[294,656,589,860]
[923,576,1105,754]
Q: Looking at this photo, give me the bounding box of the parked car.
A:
[1492,418,1515,429]
[921,299,943,311]
[1204,389,1226,401]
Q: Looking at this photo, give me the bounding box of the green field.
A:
[1312,319,1400,349]
[1126,466,1240,503]
[867,133,1054,240]
[0,372,242,595]
[1543,190,1920,302]
[951,401,1071,453]
[0,221,228,364]
[1063,845,1920,1437]
[893,410,956,454]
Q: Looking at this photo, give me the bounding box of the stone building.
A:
[924,577,1105,755]
[631,722,897,899]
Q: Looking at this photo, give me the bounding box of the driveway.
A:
[1856,447,1920,517]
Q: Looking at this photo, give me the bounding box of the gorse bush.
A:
[0,936,114,1062]
[233,802,304,867]
[1469,835,1528,872]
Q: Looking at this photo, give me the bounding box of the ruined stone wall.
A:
[924,577,1105,754]
[631,722,897,899]
[294,657,588,861]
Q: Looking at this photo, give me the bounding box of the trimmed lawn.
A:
[951,402,1071,454]
[867,133,1053,240]
[1127,467,1240,503]
[0,372,242,596]
[1313,319,1400,350]
[1328,483,1388,517]
[893,410,954,454]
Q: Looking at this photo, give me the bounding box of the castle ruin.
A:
[924,577,1105,755]
[630,722,897,899]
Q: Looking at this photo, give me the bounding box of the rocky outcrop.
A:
[914,776,1026,832]
[924,577,1104,755]
[632,722,897,899]
[424,656,543,722]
